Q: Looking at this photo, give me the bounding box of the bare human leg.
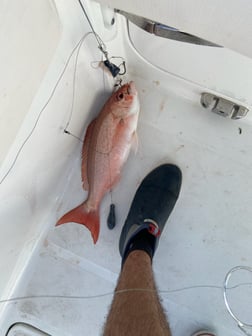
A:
[104,164,182,336]
[103,164,216,336]
[103,250,171,336]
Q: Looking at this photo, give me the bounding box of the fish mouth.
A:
[128,81,137,95]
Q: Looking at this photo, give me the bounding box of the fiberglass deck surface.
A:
[12,76,252,335]
[1,1,252,335]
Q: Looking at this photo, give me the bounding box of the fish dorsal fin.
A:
[81,118,96,190]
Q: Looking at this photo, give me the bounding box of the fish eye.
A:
[117,92,124,101]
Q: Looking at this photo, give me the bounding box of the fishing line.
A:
[0,28,113,185]
[76,0,127,229]
[224,266,252,336]
[0,0,125,188]
[63,31,109,137]
[0,33,90,185]
[77,0,126,79]
[77,0,108,59]
[63,130,83,143]
[0,267,251,335]
[64,34,84,133]
[0,284,233,304]
[64,31,93,135]
[0,279,250,302]
[105,121,116,230]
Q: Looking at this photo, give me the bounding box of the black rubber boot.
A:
[119,164,182,265]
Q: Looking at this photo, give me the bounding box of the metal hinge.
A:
[201,93,249,119]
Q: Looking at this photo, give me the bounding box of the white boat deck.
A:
[0,1,252,335]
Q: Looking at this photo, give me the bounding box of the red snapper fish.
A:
[56,81,140,243]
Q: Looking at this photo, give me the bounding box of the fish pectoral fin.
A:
[131,131,139,154]
[81,118,97,190]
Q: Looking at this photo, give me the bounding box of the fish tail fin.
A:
[56,202,100,244]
